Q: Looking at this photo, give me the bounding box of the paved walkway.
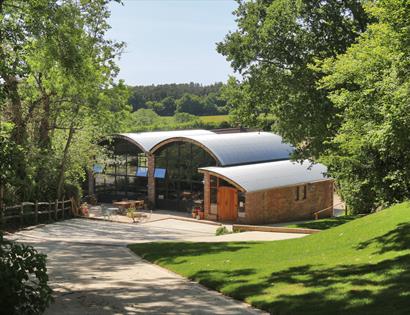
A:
[7,219,307,314]
[88,204,220,226]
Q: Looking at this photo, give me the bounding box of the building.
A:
[93,129,333,224]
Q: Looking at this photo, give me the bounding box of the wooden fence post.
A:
[48,201,52,221]
[0,204,4,229]
[54,199,58,221]
[20,203,24,227]
[34,201,39,225]
[62,197,65,220]
[70,198,75,217]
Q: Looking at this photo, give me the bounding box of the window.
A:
[295,185,307,201]
[238,192,246,213]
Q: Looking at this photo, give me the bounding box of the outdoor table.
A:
[113,200,144,213]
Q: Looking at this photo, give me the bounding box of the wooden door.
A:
[217,186,238,222]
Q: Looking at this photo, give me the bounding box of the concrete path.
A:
[7,219,307,314]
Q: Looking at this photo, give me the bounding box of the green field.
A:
[129,202,410,314]
[156,114,229,125]
[198,115,230,123]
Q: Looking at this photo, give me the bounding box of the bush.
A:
[0,233,53,314]
[215,226,231,236]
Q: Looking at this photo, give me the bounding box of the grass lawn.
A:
[285,215,360,230]
[129,202,410,314]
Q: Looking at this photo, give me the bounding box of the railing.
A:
[313,202,344,220]
[0,198,75,229]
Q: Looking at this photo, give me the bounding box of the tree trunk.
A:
[56,125,75,200]
[36,73,52,149]
[39,94,51,148]
[3,76,26,145]
[56,104,80,199]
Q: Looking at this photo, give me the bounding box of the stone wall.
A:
[241,180,334,225]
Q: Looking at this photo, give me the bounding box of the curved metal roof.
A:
[199,160,329,192]
[151,132,294,166]
[115,129,214,152]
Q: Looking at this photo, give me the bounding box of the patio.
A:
[6,218,309,314]
[87,203,219,226]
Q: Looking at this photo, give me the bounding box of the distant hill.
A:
[128,82,228,116]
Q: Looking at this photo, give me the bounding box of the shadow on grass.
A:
[184,223,410,315]
[357,222,410,253]
[289,215,359,230]
[129,242,254,265]
[188,254,410,315]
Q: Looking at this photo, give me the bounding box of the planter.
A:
[198,211,205,220]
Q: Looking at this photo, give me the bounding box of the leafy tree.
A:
[132,109,161,126]
[175,93,206,115]
[0,0,125,203]
[129,83,227,115]
[160,96,177,116]
[218,0,369,158]
[317,0,410,213]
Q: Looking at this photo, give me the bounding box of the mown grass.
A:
[285,215,360,230]
[129,202,410,314]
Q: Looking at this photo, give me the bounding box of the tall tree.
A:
[218,0,369,158]
[317,0,410,213]
[0,0,126,202]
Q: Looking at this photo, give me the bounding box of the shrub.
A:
[0,233,53,315]
[215,226,231,236]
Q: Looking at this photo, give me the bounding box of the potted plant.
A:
[127,207,138,223]
[80,203,89,217]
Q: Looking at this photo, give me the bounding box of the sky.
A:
[107,0,239,86]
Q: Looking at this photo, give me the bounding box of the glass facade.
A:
[95,153,149,202]
[155,141,217,211]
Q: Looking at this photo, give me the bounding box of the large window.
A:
[155,141,217,210]
[95,152,148,201]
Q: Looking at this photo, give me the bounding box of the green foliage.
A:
[176,93,207,115]
[317,1,410,213]
[119,110,232,133]
[219,0,410,214]
[218,0,368,157]
[0,0,127,203]
[0,234,52,315]
[174,112,199,124]
[130,202,410,314]
[129,83,228,116]
[215,226,231,236]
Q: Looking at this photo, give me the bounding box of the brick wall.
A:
[203,172,211,217]
[242,180,333,225]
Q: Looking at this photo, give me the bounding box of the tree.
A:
[0,0,125,202]
[128,83,227,115]
[317,0,410,213]
[218,0,369,158]
[160,96,177,116]
[175,93,206,115]
[131,109,161,126]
